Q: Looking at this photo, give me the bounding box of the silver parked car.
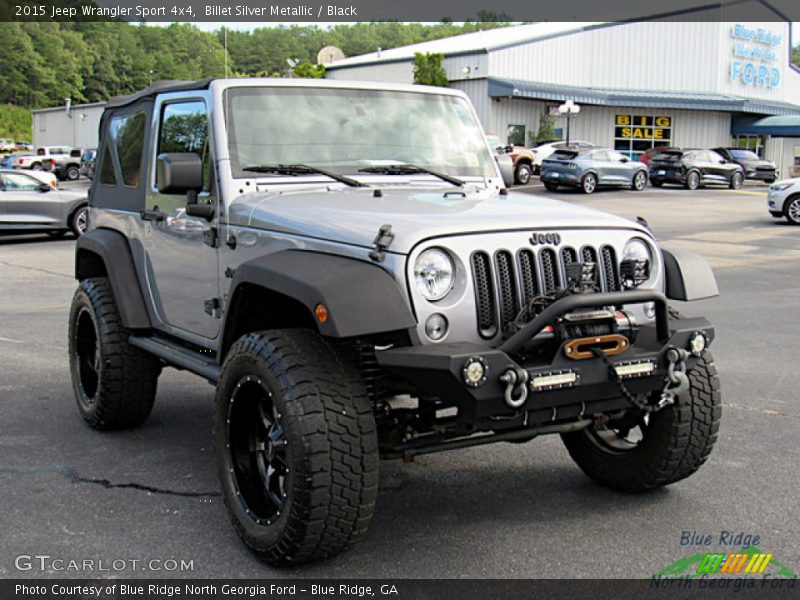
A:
[0,169,89,237]
[541,148,649,194]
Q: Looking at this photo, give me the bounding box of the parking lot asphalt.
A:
[1,181,798,579]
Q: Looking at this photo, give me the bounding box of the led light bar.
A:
[530,371,578,391]
[613,361,656,379]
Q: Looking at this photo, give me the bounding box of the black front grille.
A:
[471,244,622,337]
[471,252,497,338]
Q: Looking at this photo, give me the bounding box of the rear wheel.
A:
[66,165,80,181]
[215,329,378,566]
[68,278,160,430]
[631,170,648,191]
[581,173,597,194]
[785,196,800,225]
[31,162,42,171]
[685,171,701,190]
[562,351,721,493]
[729,171,743,189]
[70,206,88,236]
[514,163,532,185]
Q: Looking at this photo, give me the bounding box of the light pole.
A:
[558,100,581,146]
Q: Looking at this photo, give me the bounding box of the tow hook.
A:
[660,347,690,407]
[500,367,529,408]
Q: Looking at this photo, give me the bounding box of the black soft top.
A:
[105,79,212,109]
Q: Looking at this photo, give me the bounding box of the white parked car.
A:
[767,178,800,224]
[533,140,595,173]
[0,139,17,153]
[12,146,73,171]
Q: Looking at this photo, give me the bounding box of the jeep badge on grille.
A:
[530,232,561,246]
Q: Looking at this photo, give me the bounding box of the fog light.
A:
[689,332,707,357]
[643,302,656,320]
[424,313,448,341]
[613,361,656,379]
[620,258,650,288]
[530,370,577,391]
[462,356,488,388]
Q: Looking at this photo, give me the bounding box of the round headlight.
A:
[622,238,652,263]
[414,248,455,301]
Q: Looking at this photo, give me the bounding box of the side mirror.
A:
[156,153,203,195]
[38,182,51,193]
[504,145,514,154]
[620,157,630,163]
[495,154,515,188]
[719,160,726,164]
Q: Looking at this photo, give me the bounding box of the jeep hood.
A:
[228,186,648,254]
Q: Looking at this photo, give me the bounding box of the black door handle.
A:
[140,208,166,222]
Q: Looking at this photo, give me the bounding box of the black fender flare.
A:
[224,249,416,341]
[75,228,151,329]
[661,247,719,302]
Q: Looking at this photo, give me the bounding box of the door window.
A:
[1,172,41,191]
[109,112,146,187]
[158,101,210,189]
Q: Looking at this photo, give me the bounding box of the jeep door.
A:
[142,97,221,341]
[0,171,64,226]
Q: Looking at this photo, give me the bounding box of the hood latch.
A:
[369,223,394,262]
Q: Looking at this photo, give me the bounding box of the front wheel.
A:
[785,196,800,225]
[561,353,721,493]
[514,163,532,185]
[581,173,597,194]
[215,329,378,566]
[631,170,648,191]
[729,171,743,189]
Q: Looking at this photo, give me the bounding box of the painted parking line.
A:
[721,189,767,196]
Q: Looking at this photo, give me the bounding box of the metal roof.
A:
[732,115,800,136]
[325,22,602,69]
[488,78,800,116]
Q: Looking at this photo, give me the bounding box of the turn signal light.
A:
[314,303,328,324]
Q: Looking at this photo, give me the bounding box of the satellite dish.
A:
[317,46,346,65]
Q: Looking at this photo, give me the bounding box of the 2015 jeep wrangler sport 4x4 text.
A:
[69,79,721,565]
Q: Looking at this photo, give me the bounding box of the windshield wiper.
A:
[241,163,367,188]
[358,164,464,187]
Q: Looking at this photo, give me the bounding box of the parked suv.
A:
[487,134,536,184]
[712,147,777,183]
[532,140,595,173]
[13,146,72,170]
[70,79,721,566]
[649,149,744,189]
[541,148,649,193]
[767,178,800,224]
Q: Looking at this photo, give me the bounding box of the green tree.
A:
[793,44,799,68]
[412,53,449,87]
[292,63,325,78]
[535,112,559,144]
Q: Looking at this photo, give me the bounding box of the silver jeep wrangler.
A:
[69,79,721,565]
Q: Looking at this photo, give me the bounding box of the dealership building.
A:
[326,17,800,177]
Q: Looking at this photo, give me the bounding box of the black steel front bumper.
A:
[376,291,713,428]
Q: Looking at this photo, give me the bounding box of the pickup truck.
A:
[13,146,73,171]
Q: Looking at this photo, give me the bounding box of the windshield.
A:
[224,87,495,179]
[730,149,759,160]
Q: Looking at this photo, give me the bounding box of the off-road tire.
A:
[214,329,378,566]
[562,311,721,492]
[68,278,160,430]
